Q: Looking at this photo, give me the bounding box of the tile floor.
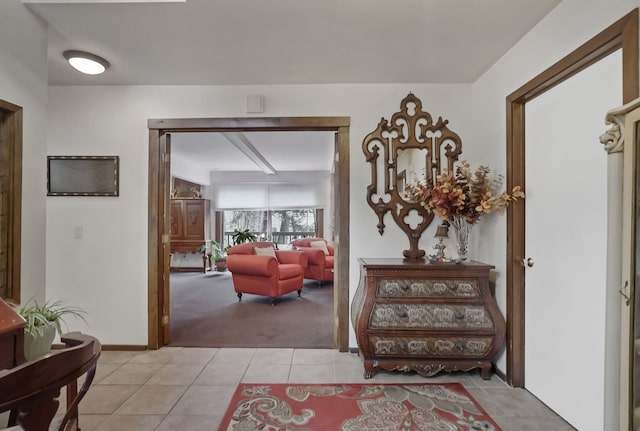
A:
[6,347,576,431]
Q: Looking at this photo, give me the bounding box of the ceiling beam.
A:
[222,132,277,175]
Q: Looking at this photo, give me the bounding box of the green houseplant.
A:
[198,240,228,271]
[210,240,228,272]
[231,229,258,245]
[18,299,87,360]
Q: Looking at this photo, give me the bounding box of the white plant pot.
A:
[24,324,57,361]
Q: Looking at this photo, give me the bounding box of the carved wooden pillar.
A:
[602,98,640,431]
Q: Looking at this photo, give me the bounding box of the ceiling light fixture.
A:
[63,50,110,75]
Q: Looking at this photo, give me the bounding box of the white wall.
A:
[172,154,211,186]
[46,84,471,345]
[0,0,48,306]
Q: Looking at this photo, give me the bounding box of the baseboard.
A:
[101,345,147,351]
[53,343,147,351]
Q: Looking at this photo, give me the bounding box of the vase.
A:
[449,215,473,260]
[24,324,57,361]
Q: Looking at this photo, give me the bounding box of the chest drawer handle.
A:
[397,342,407,351]
[396,309,408,318]
[399,282,410,291]
[447,281,458,291]
[455,342,465,351]
[454,310,465,320]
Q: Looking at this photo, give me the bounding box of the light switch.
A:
[74,225,83,239]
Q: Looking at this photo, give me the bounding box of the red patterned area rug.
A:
[218,383,501,431]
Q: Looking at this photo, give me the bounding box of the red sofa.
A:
[226,241,308,305]
[290,237,334,282]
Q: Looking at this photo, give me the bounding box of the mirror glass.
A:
[396,148,427,202]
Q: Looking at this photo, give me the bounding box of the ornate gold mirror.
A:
[363,93,462,258]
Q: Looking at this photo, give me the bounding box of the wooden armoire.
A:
[170,198,211,272]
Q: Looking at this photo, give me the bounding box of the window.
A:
[222,209,318,248]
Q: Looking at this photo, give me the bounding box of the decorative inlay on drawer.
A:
[370,304,493,329]
[377,279,479,298]
[370,335,493,357]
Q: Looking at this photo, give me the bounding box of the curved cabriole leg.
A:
[479,362,492,380]
[237,292,242,302]
[363,360,376,379]
[271,298,276,306]
[297,289,302,297]
[59,363,97,431]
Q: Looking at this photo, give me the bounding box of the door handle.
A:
[521,257,534,268]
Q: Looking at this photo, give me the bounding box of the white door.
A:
[524,51,621,431]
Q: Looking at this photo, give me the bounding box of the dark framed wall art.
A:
[47,156,119,196]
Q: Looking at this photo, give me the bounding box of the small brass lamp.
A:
[433,222,449,260]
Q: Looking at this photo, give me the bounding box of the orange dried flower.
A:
[404,161,525,224]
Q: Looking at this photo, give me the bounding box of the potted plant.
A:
[17,299,87,361]
[198,240,228,271]
[231,228,257,245]
[210,240,228,272]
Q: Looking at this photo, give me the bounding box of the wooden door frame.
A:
[506,9,639,387]
[147,116,350,351]
[0,99,22,304]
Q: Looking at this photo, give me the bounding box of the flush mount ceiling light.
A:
[63,50,110,75]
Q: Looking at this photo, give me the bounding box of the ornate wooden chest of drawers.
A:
[351,258,505,379]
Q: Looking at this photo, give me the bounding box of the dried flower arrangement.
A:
[405,161,525,225]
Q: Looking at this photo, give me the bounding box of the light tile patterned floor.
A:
[7,347,577,431]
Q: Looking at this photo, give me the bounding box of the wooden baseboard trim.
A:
[101,345,147,351]
[53,343,147,351]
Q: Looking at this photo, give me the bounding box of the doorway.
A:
[506,6,638,387]
[147,116,350,351]
[524,51,620,429]
[505,7,638,430]
[168,131,336,348]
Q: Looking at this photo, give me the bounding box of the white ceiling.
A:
[170,131,335,174]
[24,0,561,86]
[22,0,561,174]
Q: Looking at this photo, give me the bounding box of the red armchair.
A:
[226,241,308,305]
[290,237,334,282]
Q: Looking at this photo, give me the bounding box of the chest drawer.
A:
[352,259,505,379]
[377,278,480,298]
[370,303,494,329]
[370,335,494,357]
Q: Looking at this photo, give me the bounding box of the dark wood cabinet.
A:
[0,298,25,370]
[351,258,505,379]
[170,199,211,272]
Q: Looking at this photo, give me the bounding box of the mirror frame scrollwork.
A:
[363,93,462,259]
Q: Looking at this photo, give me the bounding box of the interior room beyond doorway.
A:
[168,130,335,348]
[147,116,351,351]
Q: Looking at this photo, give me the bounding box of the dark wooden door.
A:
[170,201,184,240]
[184,200,205,241]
